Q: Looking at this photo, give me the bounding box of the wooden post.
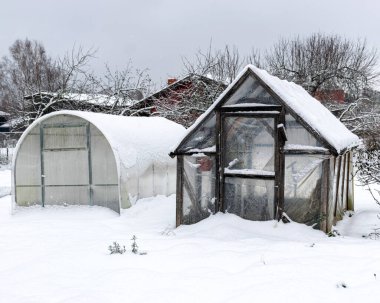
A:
[176,155,184,227]
[215,110,222,212]
[320,158,330,233]
[341,154,347,209]
[346,152,354,211]
[334,156,342,218]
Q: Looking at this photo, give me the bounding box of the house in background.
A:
[314,89,345,104]
[0,111,10,132]
[22,91,143,129]
[128,74,227,127]
[170,65,359,233]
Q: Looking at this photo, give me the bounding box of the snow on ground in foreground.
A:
[0,170,380,302]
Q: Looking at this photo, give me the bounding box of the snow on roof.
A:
[25,92,139,107]
[14,110,185,176]
[0,111,9,116]
[173,65,359,154]
[249,65,359,153]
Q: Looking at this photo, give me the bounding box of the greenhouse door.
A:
[40,123,92,206]
[220,111,284,221]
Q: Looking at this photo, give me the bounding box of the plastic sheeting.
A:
[285,113,325,147]
[224,177,274,220]
[223,116,275,171]
[14,112,183,214]
[284,154,324,228]
[182,155,216,224]
[223,75,279,106]
[176,113,216,153]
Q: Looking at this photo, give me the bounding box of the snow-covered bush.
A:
[355,147,380,206]
[108,242,126,254]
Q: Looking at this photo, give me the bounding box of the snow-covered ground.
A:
[0,169,380,302]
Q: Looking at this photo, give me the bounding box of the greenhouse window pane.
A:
[224,75,279,106]
[223,117,275,171]
[224,177,275,220]
[181,155,216,224]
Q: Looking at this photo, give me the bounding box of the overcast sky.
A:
[1,0,379,86]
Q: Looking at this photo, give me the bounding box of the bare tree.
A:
[183,44,246,84]
[264,33,379,98]
[85,62,154,112]
[0,39,63,115]
[0,39,96,128]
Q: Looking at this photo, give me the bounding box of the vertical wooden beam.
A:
[278,108,286,221]
[334,156,342,217]
[341,154,347,209]
[321,158,330,233]
[215,110,222,212]
[176,155,184,227]
[347,152,354,211]
[274,115,280,220]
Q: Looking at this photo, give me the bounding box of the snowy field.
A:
[0,169,380,302]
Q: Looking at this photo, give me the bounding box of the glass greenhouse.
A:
[170,65,360,232]
[12,111,185,213]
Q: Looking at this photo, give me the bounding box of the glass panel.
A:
[43,125,87,149]
[44,186,89,205]
[224,177,274,220]
[177,113,216,153]
[285,113,325,147]
[224,75,279,106]
[284,154,324,228]
[224,117,275,171]
[182,155,216,224]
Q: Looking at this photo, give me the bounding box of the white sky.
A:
[1,0,379,86]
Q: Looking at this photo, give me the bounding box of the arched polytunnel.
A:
[12,110,185,213]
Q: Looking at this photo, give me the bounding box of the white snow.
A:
[224,168,275,177]
[250,65,359,153]
[284,144,330,152]
[27,92,138,107]
[172,65,359,154]
[14,110,185,174]
[1,169,380,302]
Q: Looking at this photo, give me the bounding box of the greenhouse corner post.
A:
[40,125,45,207]
[86,123,93,206]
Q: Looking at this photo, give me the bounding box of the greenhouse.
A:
[170,65,360,232]
[12,110,185,213]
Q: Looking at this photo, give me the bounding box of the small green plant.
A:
[131,235,147,255]
[108,241,126,254]
[131,235,138,254]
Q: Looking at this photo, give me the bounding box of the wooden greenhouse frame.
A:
[170,66,359,232]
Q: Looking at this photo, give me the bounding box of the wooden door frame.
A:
[216,110,285,220]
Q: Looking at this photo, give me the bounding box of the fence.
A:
[0,132,23,165]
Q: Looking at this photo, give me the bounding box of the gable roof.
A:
[132,74,227,108]
[172,65,359,155]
